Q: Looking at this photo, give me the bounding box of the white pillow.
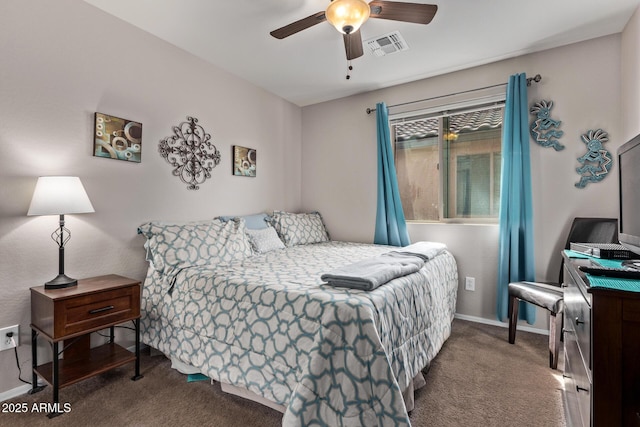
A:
[246,227,285,253]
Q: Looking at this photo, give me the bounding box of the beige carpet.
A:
[1,319,566,426]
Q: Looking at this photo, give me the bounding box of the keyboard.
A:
[579,265,640,280]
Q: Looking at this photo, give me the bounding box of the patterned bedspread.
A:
[141,241,458,426]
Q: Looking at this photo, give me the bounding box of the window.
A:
[392,103,504,222]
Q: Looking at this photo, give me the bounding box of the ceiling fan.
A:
[270,0,438,62]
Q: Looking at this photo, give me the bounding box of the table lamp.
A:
[27,176,95,289]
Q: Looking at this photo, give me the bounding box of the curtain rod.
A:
[365,74,542,115]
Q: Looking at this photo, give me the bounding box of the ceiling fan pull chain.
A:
[346,61,353,80]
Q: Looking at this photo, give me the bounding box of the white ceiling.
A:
[84,0,640,107]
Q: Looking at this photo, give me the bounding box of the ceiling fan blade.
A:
[270,11,326,39]
[344,31,364,60]
[369,1,437,25]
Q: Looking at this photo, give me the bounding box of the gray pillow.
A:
[269,211,329,247]
[137,218,253,274]
[217,213,270,230]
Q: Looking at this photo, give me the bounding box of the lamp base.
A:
[44,274,78,290]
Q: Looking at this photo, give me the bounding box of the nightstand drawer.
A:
[32,275,141,340]
[62,287,139,336]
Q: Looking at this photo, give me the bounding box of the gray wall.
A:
[0,0,302,395]
[300,34,625,330]
[622,6,640,140]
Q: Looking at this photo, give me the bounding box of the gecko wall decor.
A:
[530,100,564,151]
[575,128,612,188]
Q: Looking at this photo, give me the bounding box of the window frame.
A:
[390,94,506,224]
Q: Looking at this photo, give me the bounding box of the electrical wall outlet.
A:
[0,325,19,351]
[465,277,476,291]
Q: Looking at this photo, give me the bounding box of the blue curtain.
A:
[497,74,536,324]
[374,102,411,247]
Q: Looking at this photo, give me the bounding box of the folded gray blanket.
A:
[321,242,447,291]
[387,241,447,261]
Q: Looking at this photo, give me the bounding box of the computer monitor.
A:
[618,133,640,257]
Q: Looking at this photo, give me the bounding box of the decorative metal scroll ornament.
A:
[530,100,564,151]
[158,116,221,190]
[575,129,612,188]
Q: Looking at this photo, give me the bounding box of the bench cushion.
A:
[508,281,564,315]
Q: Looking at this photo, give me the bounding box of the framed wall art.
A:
[233,145,256,177]
[94,112,142,162]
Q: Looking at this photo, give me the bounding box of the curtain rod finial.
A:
[526,74,542,86]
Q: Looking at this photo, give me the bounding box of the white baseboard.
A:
[454,313,549,336]
[0,383,38,403]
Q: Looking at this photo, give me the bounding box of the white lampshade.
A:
[27,176,95,216]
[325,0,371,34]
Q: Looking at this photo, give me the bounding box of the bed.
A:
[138,212,458,426]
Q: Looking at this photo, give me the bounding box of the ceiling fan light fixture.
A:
[325,0,371,35]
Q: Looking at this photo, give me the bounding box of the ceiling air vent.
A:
[365,31,409,57]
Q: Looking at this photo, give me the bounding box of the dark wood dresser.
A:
[563,252,640,426]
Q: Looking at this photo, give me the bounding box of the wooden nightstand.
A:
[29,275,143,416]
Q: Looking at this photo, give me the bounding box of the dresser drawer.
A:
[59,286,139,337]
[564,329,591,427]
[564,280,591,368]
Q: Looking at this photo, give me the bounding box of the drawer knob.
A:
[89,305,115,315]
[575,317,585,325]
[576,385,589,393]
